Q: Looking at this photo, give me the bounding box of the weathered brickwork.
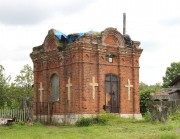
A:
[30,27,143,123]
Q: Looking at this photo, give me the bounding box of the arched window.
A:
[51,74,59,102]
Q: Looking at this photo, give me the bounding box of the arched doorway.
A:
[105,74,119,113]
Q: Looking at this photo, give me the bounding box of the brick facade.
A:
[30,27,143,123]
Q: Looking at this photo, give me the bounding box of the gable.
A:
[102,28,125,48]
[43,29,60,52]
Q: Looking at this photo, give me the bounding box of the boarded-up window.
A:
[51,74,59,101]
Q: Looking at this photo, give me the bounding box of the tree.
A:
[0,64,33,109]
[149,83,162,90]
[140,82,149,91]
[14,64,33,108]
[0,65,11,108]
[163,62,180,87]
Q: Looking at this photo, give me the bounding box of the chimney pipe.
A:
[123,13,126,35]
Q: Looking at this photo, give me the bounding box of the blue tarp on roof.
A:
[54,30,95,43]
[54,30,67,40]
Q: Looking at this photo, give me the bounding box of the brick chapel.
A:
[30,27,143,124]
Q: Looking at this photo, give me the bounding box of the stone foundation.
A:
[119,114,142,120]
[34,113,142,124]
[34,113,97,124]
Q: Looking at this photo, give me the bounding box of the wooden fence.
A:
[0,108,33,122]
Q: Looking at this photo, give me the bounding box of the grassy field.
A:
[0,117,180,139]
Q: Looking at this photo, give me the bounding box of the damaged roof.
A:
[54,30,96,44]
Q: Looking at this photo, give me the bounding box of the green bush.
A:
[140,82,163,114]
[76,112,116,126]
[76,118,93,126]
[140,88,156,114]
[76,111,147,127]
[94,115,107,125]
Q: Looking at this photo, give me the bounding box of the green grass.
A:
[0,118,180,139]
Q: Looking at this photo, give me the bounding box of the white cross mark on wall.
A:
[66,77,72,101]
[89,76,98,100]
[38,82,44,102]
[125,79,133,101]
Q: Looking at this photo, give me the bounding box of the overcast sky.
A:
[0,0,180,85]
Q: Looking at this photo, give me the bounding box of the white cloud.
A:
[0,0,96,25]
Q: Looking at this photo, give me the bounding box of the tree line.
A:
[0,64,33,109]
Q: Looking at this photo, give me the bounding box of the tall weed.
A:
[168,111,180,121]
[76,111,115,126]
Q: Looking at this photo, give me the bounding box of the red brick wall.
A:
[30,28,143,116]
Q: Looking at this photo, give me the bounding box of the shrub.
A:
[76,118,93,127]
[76,112,116,126]
[94,115,107,125]
[140,88,156,114]
[76,111,148,126]
[140,82,162,114]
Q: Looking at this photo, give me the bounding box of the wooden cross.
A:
[125,79,133,100]
[38,82,44,102]
[66,77,72,101]
[89,76,98,100]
